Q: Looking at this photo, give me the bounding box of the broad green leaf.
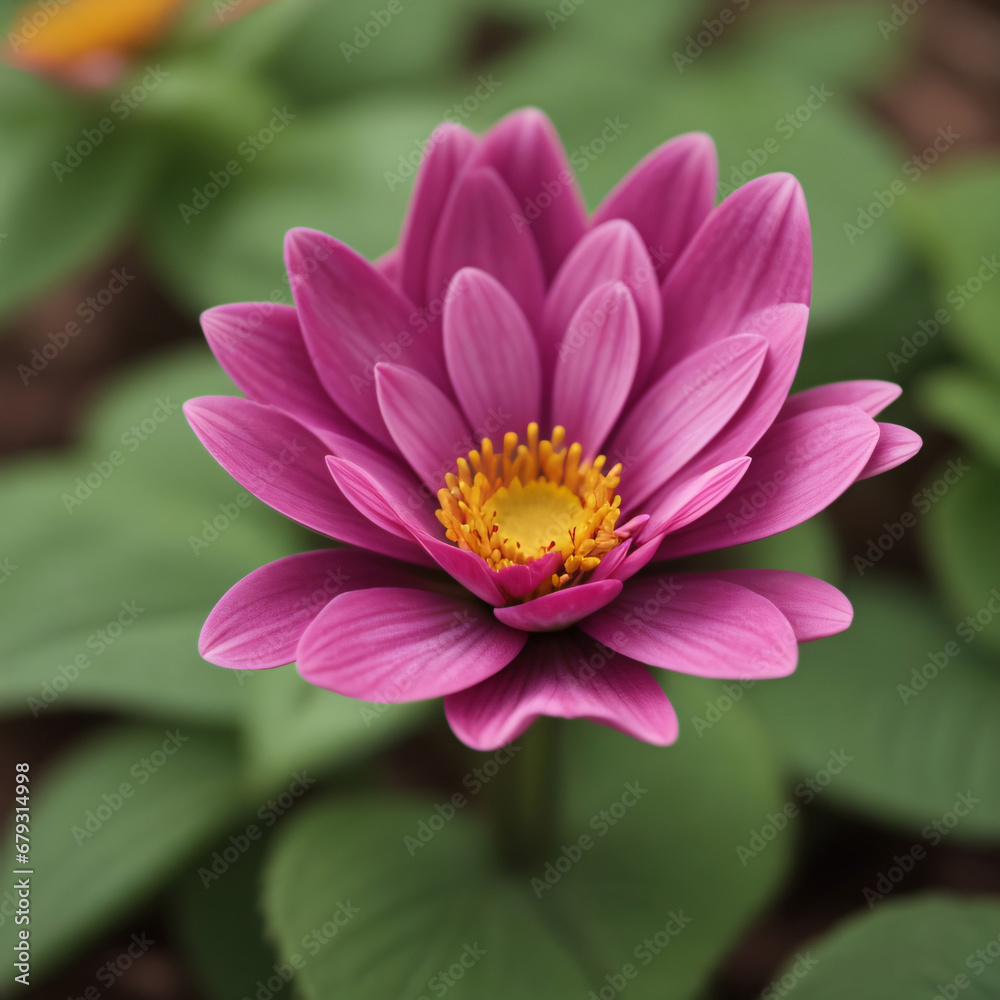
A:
[264,796,590,999]
[263,696,790,999]
[170,837,280,1000]
[905,163,1000,379]
[749,578,1000,835]
[239,667,433,792]
[0,725,243,982]
[777,895,1000,999]
[919,369,1000,468]
[923,465,1000,656]
[0,112,151,321]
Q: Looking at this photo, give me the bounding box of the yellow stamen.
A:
[435,423,622,598]
[7,0,186,66]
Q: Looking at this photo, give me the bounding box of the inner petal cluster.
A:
[435,422,622,594]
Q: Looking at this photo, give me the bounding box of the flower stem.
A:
[493,716,561,869]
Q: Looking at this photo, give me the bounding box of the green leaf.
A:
[776,895,1000,999]
[905,162,1000,379]
[263,698,790,999]
[142,97,448,312]
[170,836,280,1000]
[922,464,1000,656]
[239,667,433,792]
[749,578,1000,835]
[0,111,151,321]
[918,369,1000,468]
[0,346,299,723]
[0,724,243,980]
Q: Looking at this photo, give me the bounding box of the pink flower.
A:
[186,109,921,751]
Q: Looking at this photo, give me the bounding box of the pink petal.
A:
[551,282,641,457]
[427,166,546,327]
[494,552,564,602]
[200,549,431,669]
[375,248,401,287]
[326,455,507,606]
[183,396,426,563]
[443,268,541,437]
[579,575,798,679]
[201,303,343,435]
[473,108,588,282]
[444,632,678,750]
[780,379,902,419]
[375,363,472,486]
[642,458,751,542]
[285,228,445,448]
[611,333,768,510]
[658,405,880,559]
[693,569,852,641]
[856,423,922,481]
[680,303,810,475]
[494,579,623,632]
[657,173,811,372]
[541,220,662,380]
[399,123,478,307]
[297,587,526,701]
[592,132,717,283]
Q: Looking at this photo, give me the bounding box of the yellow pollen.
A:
[7,0,186,66]
[435,423,623,598]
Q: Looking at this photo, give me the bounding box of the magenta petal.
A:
[375,363,472,486]
[399,122,478,307]
[494,579,623,632]
[580,575,798,679]
[199,549,431,669]
[612,333,767,510]
[780,379,902,420]
[427,166,546,326]
[326,454,509,605]
[474,108,587,282]
[297,587,526,701]
[659,405,880,558]
[592,132,717,283]
[644,458,751,539]
[681,303,810,475]
[541,220,662,379]
[856,423,922,481]
[494,551,564,602]
[657,173,811,371]
[183,396,422,562]
[201,303,344,436]
[444,632,678,750]
[285,228,445,448]
[694,569,852,641]
[552,282,641,457]
[443,268,542,437]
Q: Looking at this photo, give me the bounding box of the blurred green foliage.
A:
[2,0,999,996]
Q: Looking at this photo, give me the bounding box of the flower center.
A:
[435,423,622,595]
